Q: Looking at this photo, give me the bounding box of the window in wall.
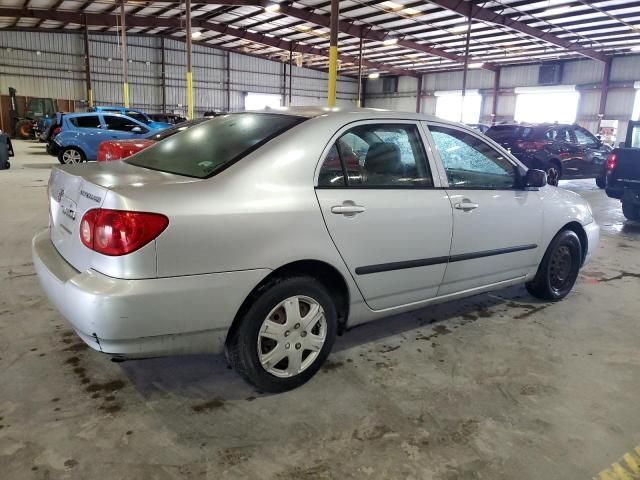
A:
[435,92,482,124]
[244,92,282,110]
[632,87,640,121]
[514,87,579,123]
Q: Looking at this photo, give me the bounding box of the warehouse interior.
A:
[1,1,640,479]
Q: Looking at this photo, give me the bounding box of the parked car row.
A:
[484,123,611,188]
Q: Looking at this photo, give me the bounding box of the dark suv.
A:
[485,123,611,187]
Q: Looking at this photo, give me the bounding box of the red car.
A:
[97,118,207,162]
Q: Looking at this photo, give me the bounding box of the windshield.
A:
[145,118,208,141]
[126,113,305,178]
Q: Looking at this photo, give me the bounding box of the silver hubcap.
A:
[63,149,81,164]
[257,295,327,378]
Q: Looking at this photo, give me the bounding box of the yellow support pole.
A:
[123,83,130,109]
[327,0,338,107]
[186,72,193,120]
[120,0,130,108]
[186,0,194,119]
[88,88,94,109]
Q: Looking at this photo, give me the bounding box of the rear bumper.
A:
[583,221,600,266]
[46,141,60,157]
[32,228,270,357]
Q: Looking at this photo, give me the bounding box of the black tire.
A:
[15,119,33,140]
[58,147,85,165]
[595,175,607,189]
[526,229,582,301]
[622,201,640,221]
[546,161,561,187]
[226,276,338,393]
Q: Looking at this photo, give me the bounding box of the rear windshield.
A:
[145,118,208,141]
[485,125,543,141]
[126,113,305,178]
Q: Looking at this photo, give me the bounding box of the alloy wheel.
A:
[62,149,82,164]
[257,295,327,378]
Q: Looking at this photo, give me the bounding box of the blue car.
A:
[49,112,167,164]
[93,106,172,130]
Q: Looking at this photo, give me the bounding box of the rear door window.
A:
[317,123,432,187]
[103,115,148,133]
[70,115,101,128]
[126,113,305,178]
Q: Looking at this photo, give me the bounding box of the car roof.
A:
[488,122,574,128]
[246,106,474,128]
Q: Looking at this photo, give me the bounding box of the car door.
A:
[315,121,453,311]
[68,114,109,152]
[424,122,544,296]
[573,126,608,177]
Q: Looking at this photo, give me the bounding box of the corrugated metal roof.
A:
[1,1,639,76]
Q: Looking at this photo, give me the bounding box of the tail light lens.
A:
[516,140,546,152]
[606,153,617,172]
[80,209,169,256]
[52,126,61,137]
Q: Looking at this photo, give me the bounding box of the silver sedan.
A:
[33,108,599,392]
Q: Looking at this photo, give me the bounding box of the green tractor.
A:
[9,87,56,140]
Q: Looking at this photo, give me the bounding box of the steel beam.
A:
[83,15,93,108]
[427,0,608,62]
[278,4,495,71]
[0,7,415,77]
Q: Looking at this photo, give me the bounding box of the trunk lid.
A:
[48,162,197,272]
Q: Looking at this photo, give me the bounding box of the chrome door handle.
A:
[331,204,366,216]
[454,201,479,211]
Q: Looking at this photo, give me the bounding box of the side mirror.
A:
[131,126,143,133]
[524,169,547,188]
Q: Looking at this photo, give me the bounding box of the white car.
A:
[33,108,599,392]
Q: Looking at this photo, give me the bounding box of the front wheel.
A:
[226,276,338,393]
[526,229,582,301]
[595,176,607,189]
[58,147,85,165]
[622,201,640,221]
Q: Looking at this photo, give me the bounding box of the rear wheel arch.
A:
[58,145,86,164]
[225,260,350,347]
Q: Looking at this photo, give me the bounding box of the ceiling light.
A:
[468,62,484,69]
[450,24,469,33]
[630,45,640,52]
[107,57,112,62]
[295,25,311,32]
[545,6,571,16]
[36,50,42,55]
[382,37,398,46]
[402,7,421,16]
[264,3,280,13]
[381,1,402,11]
[368,72,380,79]
[191,31,202,39]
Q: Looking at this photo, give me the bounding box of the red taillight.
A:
[52,126,61,137]
[607,153,617,172]
[79,209,169,256]
[516,140,546,152]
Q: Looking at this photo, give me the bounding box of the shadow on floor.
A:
[118,285,535,402]
[23,162,55,168]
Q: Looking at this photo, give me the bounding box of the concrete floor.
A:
[1,139,640,480]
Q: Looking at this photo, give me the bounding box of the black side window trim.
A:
[316,122,435,189]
